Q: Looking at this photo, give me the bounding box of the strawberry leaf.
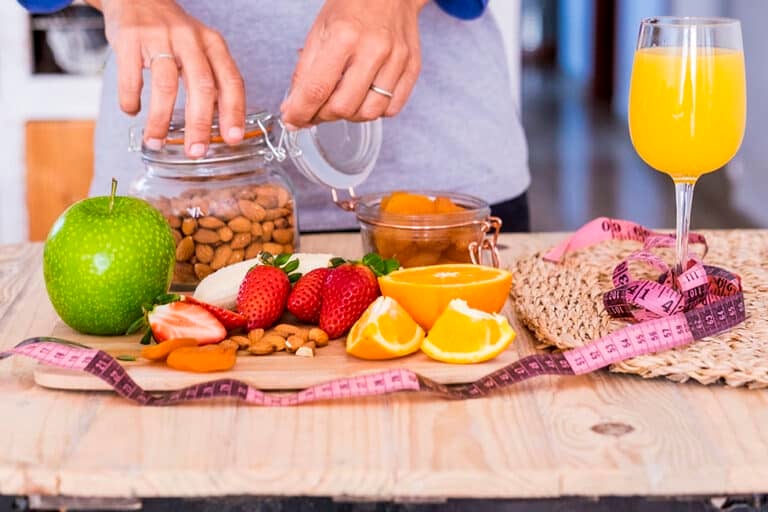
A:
[330,257,347,268]
[274,253,291,267]
[361,253,400,277]
[125,315,146,335]
[283,259,300,274]
[139,330,154,345]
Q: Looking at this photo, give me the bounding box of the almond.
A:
[285,335,305,353]
[245,242,263,260]
[262,242,283,255]
[193,229,220,244]
[308,328,330,347]
[199,216,225,229]
[181,217,198,236]
[256,193,279,209]
[194,263,213,280]
[230,335,252,349]
[250,222,263,239]
[218,226,234,242]
[195,243,214,263]
[172,229,182,246]
[219,338,240,351]
[238,199,266,222]
[262,221,274,242]
[276,187,291,208]
[264,208,290,221]
[272,228,294,245]
[228,249,245,265]
[248,328,265,344]
[273,217,289,229]
[248,341,275,356]
[230,232,252,250]
[175,236,195,261]
[274,324,309,340]
[228,216,252,233]
[211,245,233,270]
[167,215,182,229]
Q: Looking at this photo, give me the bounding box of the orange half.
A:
[378,264,513,330]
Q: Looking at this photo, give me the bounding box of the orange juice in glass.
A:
[628,17,746,278]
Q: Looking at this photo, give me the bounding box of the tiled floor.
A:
[523,66,756,232]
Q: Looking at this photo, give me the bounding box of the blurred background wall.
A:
[0,0,765,243]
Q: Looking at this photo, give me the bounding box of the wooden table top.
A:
[1,232,767,500]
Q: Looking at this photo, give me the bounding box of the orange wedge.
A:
[421,299,515,364]
[378,264,513,330]
[346,296,425,360]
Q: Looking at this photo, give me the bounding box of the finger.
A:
[313,34,393,123]
[143,50,179,150]
[350,43,409,122]
[385,41,421,117]
[173,31,218,158]
[281,22,359,128]
[203,30,245,145]
[115,33,144,115]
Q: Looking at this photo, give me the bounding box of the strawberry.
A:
[236,252,301,329]
[286,267,331,323]
[182,296,247,330]
[319,263,381,339]
[146,301,227,345]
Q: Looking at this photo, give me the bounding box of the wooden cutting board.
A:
[34,308,521,391]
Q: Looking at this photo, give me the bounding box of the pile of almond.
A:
[224,323,329,358]
[152,183,297,284]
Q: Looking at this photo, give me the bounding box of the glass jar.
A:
[348,190,502,268]
[129,111,382,289]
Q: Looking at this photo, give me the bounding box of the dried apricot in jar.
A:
[166,344,237,372]
[381,191,437,214]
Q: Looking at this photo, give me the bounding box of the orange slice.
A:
[346,296,425,360]
[421,299,515,364]
[378,264,513,330]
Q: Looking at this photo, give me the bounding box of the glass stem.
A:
[674,180,696,280]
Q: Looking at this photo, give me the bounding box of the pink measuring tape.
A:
[0,218,746,406]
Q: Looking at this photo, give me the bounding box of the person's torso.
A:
[93,1,529,230]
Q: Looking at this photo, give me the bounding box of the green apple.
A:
[43,180,175,335]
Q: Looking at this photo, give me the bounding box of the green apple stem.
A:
[109,178,118,213]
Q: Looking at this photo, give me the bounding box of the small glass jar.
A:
[349,190,502,268]
[129,111,382,289]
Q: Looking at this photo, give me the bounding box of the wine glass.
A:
[628,17,746,280]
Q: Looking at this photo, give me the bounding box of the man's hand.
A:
[280,0,428,129]
[94,0,246,157]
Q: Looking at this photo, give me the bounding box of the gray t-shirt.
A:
[92,1,530,231]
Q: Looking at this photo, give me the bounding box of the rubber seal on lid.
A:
[286,118,382,189]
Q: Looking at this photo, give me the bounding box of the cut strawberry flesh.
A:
[149,302,227,345]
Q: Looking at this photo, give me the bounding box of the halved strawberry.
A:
[147,302,227,345]
[182,296,247,330]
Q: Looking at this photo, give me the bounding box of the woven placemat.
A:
[510,230,768,388]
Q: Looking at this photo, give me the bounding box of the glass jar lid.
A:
[129,111,382,190]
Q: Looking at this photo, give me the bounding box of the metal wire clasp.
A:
[331,188,359,211]
[257,118,302,163]
[469,216,502,268]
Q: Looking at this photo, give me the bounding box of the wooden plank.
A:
[1,234,768,500]
[25,121,94,242]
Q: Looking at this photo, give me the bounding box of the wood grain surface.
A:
[1,232,768,500]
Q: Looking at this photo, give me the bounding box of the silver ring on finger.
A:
[369,84,394,98]
[149,53,178,67]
